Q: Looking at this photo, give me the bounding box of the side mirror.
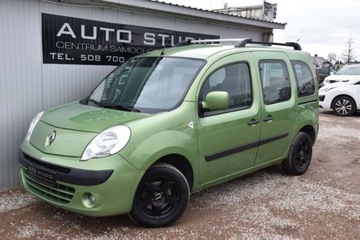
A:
[201,91,229,112]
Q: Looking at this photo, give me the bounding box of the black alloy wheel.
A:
[283,132,313,176]
[129,163,190,228]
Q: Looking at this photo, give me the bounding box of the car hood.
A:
[41,102,149,132]
[325,75,360,81]
[29,102,150,157]
[319,81,347,93]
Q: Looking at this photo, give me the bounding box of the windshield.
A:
[85,57,205,114]
[335,64,360,75]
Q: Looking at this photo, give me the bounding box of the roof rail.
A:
[241,39,302,50]
[175,38,251,47]
[175,38,302,50]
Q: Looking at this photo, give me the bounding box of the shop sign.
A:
[42,13,219,65]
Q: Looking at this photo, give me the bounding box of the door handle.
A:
[247,118,260,126]
[263,115,274,122]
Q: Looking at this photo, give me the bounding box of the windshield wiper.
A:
[87,98,102,107]
[102,104,140,112]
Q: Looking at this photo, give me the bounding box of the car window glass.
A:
[259,60,291,104]
[88,57,205,113]
[200,62,252,112]
[291,61,315,97]
[335,64,360,75]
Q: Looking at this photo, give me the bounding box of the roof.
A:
[150,0,284,24]
[84,0,286,30]
[152,0,285,29]
[312,56,329,67]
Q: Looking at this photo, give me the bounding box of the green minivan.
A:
[19,39,319,227]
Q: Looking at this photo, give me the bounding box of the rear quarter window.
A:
[291,61,315,97]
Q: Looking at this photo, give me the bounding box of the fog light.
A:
[88,193,96,204]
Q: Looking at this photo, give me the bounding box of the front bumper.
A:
[19,153,114,186]
[318,94,332,109]
[18,142,145,217]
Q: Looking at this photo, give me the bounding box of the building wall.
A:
[0,0,43,190]
[0,0,271,191]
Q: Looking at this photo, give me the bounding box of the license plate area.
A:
[27,164,56,187]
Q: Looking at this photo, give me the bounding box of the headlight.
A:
[320,85,338,93]
[81,126,131,161]
[25,111,44,143]
[324,86,338,92]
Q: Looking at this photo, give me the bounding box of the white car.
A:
[319,79,360,116]
[323,64,360,85]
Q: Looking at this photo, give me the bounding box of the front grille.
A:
[23,170,75,204]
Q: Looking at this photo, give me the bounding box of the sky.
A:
[161,0,360,61]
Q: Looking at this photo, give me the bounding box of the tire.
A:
[283,132,313,176]
[129,163,190,228]
[332,96,356,116]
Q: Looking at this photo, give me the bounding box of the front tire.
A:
[332,96,356,116]
[129,163,190,228]
[283,132,313,175]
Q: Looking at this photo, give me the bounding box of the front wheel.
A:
[283,132,313,175]
[332,96,356,116]
[129,163,190,228]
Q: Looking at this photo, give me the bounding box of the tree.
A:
[341,34,357,63]
[327,53,337,65]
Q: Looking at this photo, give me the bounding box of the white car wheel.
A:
[332,96,356,116]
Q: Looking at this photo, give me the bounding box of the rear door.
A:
[251,52,297,165]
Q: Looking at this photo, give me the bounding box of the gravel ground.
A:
[1,109,360,239]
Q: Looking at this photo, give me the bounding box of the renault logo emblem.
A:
[45,131,56,146]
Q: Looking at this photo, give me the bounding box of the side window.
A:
[259,60,291,105]
[291,61,315,97]
[200,62,252,111]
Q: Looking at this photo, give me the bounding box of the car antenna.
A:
[160,47,165,55]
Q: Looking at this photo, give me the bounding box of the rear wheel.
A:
[129,163,190,228]
[283,132,313,175]
[332,96,356,116]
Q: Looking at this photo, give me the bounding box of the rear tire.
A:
[283,132,313,175]
[129,163,190,228]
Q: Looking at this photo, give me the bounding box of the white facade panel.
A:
[42,65,114,109]
[0,0,282,191]
[0,0,43,191]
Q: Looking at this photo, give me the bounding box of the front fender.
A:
[122,130,198,171]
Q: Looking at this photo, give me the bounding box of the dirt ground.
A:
[1,109,359,239]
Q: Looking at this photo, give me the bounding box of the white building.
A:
[0,0,285,191]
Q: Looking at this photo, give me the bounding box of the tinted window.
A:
[259,60,291,104]
[291,61,315,97]
[200,62,252,111]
